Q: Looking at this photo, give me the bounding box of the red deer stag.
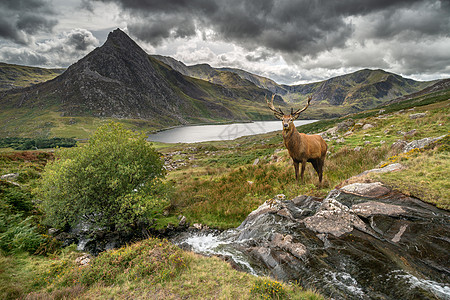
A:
[266,94,327,183]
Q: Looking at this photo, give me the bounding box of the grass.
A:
[1,240,322,300]
[372,143,450,210]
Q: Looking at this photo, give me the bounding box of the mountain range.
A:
[0,28,447,138]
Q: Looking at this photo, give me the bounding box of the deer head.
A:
[266,94,311,130]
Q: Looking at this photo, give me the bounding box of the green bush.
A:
[36,122,166,231]
[250,278,288,299]
[79,238,187,286]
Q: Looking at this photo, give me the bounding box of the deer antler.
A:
[292,96,312,119]
[266,94,284,120]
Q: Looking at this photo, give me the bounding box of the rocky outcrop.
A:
[173,183,450,300]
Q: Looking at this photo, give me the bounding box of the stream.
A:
[170,187,450,300]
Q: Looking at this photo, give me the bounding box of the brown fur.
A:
[266,94,327,183]
[282,117,327,183]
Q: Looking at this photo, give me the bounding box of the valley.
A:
[0,27,449,300]
[0,29,445,139]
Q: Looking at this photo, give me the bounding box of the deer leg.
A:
[300,160,306,182]
[311,159,320,181]
[318,158,324,183]
[293,160,299,181]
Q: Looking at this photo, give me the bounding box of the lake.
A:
[147,120,317,143]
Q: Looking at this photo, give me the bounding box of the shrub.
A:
[36,122,166,231]
[250,278,288,299]
[79,238,187,286]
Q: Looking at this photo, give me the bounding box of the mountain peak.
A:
[106,28,129,42]
[103,28,146,57]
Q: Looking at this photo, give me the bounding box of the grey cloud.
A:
[0,29,99,67]
[94,0,448,60]
[245,50,274,62]
[66,29,100,51]
[17,13,58,35]
[0,48,49,66]
[0,0,57,44]
[361,1,450,41]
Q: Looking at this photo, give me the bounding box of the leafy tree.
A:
[36,122,166,231]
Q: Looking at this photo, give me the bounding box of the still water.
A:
[147,120,317,143]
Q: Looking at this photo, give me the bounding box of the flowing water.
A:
[171,190,450,300]
[147,120,317,143]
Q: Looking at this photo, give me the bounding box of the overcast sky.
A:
[0,0,449,84]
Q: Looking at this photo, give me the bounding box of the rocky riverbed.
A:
[172,177,450,300]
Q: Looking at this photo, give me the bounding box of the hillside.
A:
[0,63,64,91]
[154,55,436,116]
[0,29,272,138]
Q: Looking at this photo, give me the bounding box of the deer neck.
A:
[282,123,298,143]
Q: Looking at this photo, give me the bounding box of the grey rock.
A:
[409,112,427,119]
[179,216,187,226]
[340,182,390,198]
[403,135,446,153]
[351,201,405,218]
[303,196,367,237]
[391,140,407,151]
[171,188,450,300]
[403,129,417,137]
[75,254,91,266]
[1,173,19,180]
[360,163,405,176]
[362,123,374,130]
[48,228,60,236]
[337,119,355,132]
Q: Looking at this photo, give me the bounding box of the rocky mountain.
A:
[154,55,435,112]
[282,69,434,110]
[0,29,270,132]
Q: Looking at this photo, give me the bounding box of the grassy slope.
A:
[0,241,321,300]
[164,90,449,228]
[0,63,64,91]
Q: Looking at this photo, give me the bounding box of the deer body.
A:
[267,95,327,183]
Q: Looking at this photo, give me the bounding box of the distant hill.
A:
[0,63,64,91]
[153,55,436,115]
